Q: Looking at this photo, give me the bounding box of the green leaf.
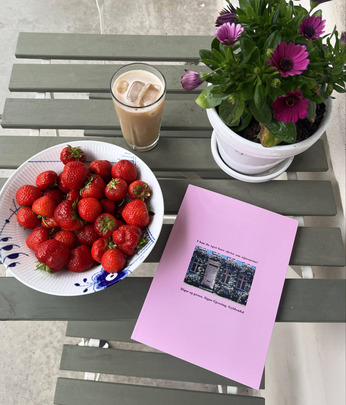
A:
[249,100,272,124]
[264,31,282,52]
[307,100,317,122]
[239,38,258,64]
[300,76,318,90]
[195,85,227,109]
[259,124,282,147]
[240,78,256,100]
[211,37,221,52]
[266,120,297,143]
[254,81,265,110]
[246,5,255,18]
[219,98,246,126]
[200,59,219,70]
[232,109,253,132]
[272,4,281,24]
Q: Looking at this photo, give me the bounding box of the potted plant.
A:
[181,0,346,177]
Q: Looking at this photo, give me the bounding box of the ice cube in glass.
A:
[126,81,145,103]
[116,80,129,94]
[139,84,161,106]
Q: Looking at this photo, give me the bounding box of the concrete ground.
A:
[0,1,345,404]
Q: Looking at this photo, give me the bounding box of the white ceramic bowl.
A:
[0,141,164,296]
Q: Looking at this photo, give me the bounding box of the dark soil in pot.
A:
[236,103,326,145]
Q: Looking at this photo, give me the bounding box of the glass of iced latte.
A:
[110,63,166,151]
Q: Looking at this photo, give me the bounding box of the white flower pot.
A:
[207,99,332,175]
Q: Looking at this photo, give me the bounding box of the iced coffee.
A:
[110,64,166,151]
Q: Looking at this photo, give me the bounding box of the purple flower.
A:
[181,70,203,91]
[215,4,237,27]
[272,90,309,123]
[340,31,346,48]
[300,16,326,40]
[215,23,244,46]
[268,42,310,77]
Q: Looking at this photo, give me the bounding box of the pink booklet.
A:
[132,185,298,389]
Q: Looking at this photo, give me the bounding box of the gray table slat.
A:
[2,99,210,130]
[16,33,212,62]
[0,278,344,322]
[0,179,6,189]
[9,63,209,93]
[60,345,257,388]
[0,135,329,175]
[0,136,328,175]
[159,179,337,216]
[147,225,345,266]
[287,139,328,172]
[83,128,213,138]
[54,378,264,405]
[66,320,137,342]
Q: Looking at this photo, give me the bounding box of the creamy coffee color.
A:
[111,68,166,151]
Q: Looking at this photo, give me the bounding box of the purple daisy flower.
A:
[215,4,237,27]
[268,42,310,77]
[272,89,309,123]
[300,16,326,41]
[215,23,244,46]
[181,70,203,91]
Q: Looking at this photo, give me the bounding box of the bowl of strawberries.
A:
[0,141,164,296]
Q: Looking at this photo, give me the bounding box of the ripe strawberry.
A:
[66,190,81,203]
[36,239,70,273]
[32,196,57,218]
[122,199,150,228]
[54,200,84,231]
[94,213,121,237]
[58,172,70,194]
[112,225,142,256]
[91,236,115,262]
[43,189,64,205]
[100,198,116,215]
[105,178,128,202]
[67,245,94,272]
[77,197,102,223]
[128,180,151,201]
[60,144,86,165]
[61,161,89,191]
[41,217,59,230]
[80,174,106,199]
[101,248,126,273]
[111,160,137,184]
[53,230,76,249]
[77,224,100,246]
[16,185,42,207]
[36,170,58,191]
[26,226,50,251]
[17,207,41,229]
[89,160,112,182]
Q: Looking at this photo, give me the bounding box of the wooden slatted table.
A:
[0,33,345,405]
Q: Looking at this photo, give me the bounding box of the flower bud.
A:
[266,48,274,59]
[340,31,346,51]
[271,78,281,88]
[228,94,238,104]
[253,67,261,75]
[181,70,204,91]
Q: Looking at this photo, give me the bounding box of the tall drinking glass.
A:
[110,63,166,151]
